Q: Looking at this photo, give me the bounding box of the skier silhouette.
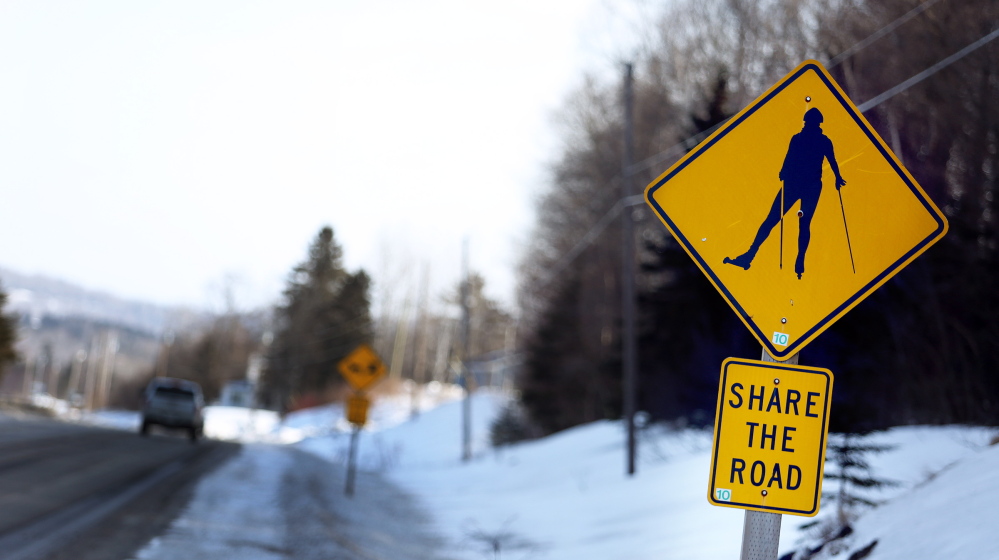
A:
[723,107,846,279]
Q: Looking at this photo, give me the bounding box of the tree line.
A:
[122,226,513,412]
[0,224,516,412]
[517,0,999,435]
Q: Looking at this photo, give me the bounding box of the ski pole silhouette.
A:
[724,107,847,279]
[837,186,856,274]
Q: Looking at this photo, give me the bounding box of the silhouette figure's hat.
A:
[804,107,823,124]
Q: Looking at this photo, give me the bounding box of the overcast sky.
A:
[0,0,641,312]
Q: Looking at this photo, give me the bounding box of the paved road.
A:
[0,414,239,560]
[0,414,459,560]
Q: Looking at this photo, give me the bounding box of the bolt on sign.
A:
[337,344,387,392]
[644,60,948,359]
[346,394,370,426]
[708,358,833,516]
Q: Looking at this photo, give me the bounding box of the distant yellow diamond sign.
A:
[708,358,833,517]
[644,60,948,359]
[337,344,386,392]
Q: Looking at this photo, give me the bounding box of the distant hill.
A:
[0,266,211,399]
[0,266,200,336]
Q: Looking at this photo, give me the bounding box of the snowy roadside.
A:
[131,445,289,560]
[129,444,457,560]
[28,386,999,559]
[816,441,999,559]
[292,395,999,560]
[59,379,465,445]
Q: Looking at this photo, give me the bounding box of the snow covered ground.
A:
[285,391,999,559]
[130,444,453,560]
[45,387,999,559]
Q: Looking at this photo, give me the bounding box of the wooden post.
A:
[621,61,638,476]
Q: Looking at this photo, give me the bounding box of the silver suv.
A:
[140,378,205,442]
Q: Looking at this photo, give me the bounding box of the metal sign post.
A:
[707,349,834,560]
[343,394,370,497]
[739,350,798,560]
[345,424,361,497]
[640,59,948,560]
[741,509,782,560]
[338,347,383,498]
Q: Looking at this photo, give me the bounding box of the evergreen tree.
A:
[639,230,755,424]
[519,270,620,434]
[824,433,897,525]
[489,401,535,447]
[262,226,372,411]
[444,273,514,360]
[0,284,18,380]
[145,312,264,404]
[635,72,752,424]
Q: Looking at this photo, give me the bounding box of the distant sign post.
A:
[708,358,833,516]
[337,344,386,497]
[644,60,948,360]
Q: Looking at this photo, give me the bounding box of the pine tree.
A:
[444,273,514,360]
[261,226,372,411]
[636,74,751,424]
[0,284,18,381]
[146,312,264,403]
[489,401,534,447]
[824,433,897,526]
[519,270,620,434]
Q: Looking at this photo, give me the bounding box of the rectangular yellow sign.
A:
[708,358,833,516]
[346,394,370,426]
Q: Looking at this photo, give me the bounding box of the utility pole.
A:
[460,238,472,462]
[83,334,101,411]
[47,359,60,398]
[622,62,638,477]
[157,331,174,378]
[22,356,35,398]
[98,332,118,409]
[67,349,86,405]
[410,264,431,418]
[389,296,412,381]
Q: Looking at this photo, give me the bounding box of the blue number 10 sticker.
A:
[715,488,732,501]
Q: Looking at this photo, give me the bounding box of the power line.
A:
[628,123,724,177]
[828,0,945,67]
[539,192,643,286]
[538,22,998,290]
[629,0,948,177]
[857,26,999,112]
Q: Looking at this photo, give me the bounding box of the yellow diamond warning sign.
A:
[708,358,833,516]
[337,344,386,392]
[644,60,948,359]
